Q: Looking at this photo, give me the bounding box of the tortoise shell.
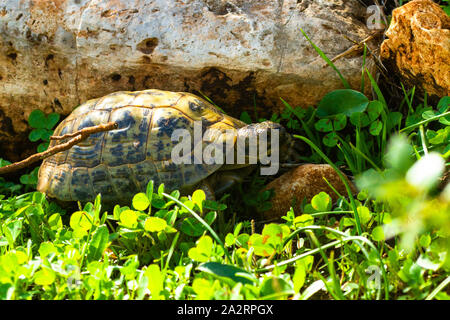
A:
[37,89,246,202]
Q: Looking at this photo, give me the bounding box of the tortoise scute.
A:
[71,167,95,201]
[65,110,111,168]
[93,91,136,111]
[37,163,72,201]
[90,165,116,199]
[101,107,150,166]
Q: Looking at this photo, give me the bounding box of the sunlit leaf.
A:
[197,262,256,285]
[317,89,369,117]
[87,225,109,261]
[34,268,56,286]
[312,192,331,212]
[144,217,167,232]
[119,210,138,228]
[132,193,150,211]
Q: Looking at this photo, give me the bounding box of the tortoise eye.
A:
[188,101,203,113]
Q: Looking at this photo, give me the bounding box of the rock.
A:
[380,0,450,99]
[0,0,378,161]
[263,164,356,220]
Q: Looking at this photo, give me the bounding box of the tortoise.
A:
[37,89,293,203]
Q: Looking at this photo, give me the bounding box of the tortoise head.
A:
[235,121,294,175]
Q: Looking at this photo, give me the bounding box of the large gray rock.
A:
[0,0,377,161]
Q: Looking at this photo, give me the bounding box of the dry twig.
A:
[0,122,117,175]
[324,31,382,67]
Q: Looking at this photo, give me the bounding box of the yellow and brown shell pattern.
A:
[37,89,246,203]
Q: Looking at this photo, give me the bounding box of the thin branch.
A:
[50,122,118,140]
[324,31,382,67]
[0,122,117,175]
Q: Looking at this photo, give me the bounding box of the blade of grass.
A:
[360,44,367,93]
[162,192,231,263]
[365,69,388,155]
[257,225,389,299]
[400,111,450,132]
[300,29,351,89]
[419,125,428,156]
[198,90,226,114]
[366,68,387,108]
[336,134,360,174]
[163,232,180,272]
[322,177,346,203]
[336,143,358,175]
[280,98,320,146]
[294,135,362,235]
[426,276,450,300]
[401,83,415,114]
[355,129,362,173]
[348,142,382,172]
[310,211,353,217]
[308,232,346,300]
[290,225,388,299]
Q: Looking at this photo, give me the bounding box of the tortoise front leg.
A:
[208,166,255,195]
[212,173,241,194]
[193,166,254,202]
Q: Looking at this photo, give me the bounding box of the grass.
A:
[0,98,449,299]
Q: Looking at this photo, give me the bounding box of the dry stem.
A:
[0,122,117,175]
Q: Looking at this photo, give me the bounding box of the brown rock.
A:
[263,164,356,220]
[380,0,450,99]
[0,0,378,161]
